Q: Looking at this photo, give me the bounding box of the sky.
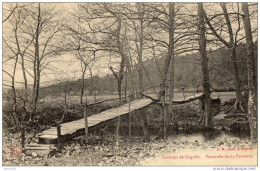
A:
[2,2,258,88]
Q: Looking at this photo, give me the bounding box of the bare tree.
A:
[3,3,35,125]
[77,50,96,104]
[3,55,19,127]
[22,3,63,117]
[204,3,245,112]
[88,64,98,102]
[156,2,175,140]
[241,2,257,141]
[71,3,136,101]
[11,4,34,110]
[3,3,64,120]
[3,3,18,23]
[122,3,149,98]
[198,2,212,129]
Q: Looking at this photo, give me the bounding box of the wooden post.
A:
[217,84,220,99]
[57,123,61,146]
[20,122,25,149]
[116,99,120,146]
[182,88,186,100]
[141,110,150,141]
[125,69,127,102]
[84,102,89,144]
[128,96,132,139]
[199,97,206,125]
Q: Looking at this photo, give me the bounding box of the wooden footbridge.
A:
[39,98,154,144]
[38,93,203,144]
[25,93,204,152]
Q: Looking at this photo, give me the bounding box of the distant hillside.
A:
[40,44,251,97]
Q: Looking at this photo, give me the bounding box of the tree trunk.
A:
[117,18,135,100]
[89,67,97,102]
[198,2,212,129]
[141,109,150,141]
[21,54,28,102]
[34,55,40,113]
[117,79,123,100]
[167,4,176,138]
[109,65,124,101]
[14,25,28,106]
[222,3,243,111]
[205,3,244,112]
[11,54,19,127]
[241,2,257,141]
[168,57,175,101]
[64,91,67,104]
[125,60,135,100]
[115,17,127,101]
[128,96,132,139]
[32,3,41,117]
[80,64,87,104]
[115,99,120,146]
[137,8,144,99]
[230,47,244,110]
[125,69,127,101]
[83,98,88,144]
[32,55,36,116]
[158,2,175,140]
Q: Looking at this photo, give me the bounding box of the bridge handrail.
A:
[85,85,160,107]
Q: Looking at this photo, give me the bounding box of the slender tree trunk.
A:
[14,26,28,105]
[118,79,123,99]
[198,2,212,129]
[83,97,88,144]
[125,69,127,101]
[104,10,126,102]
[167,4,176,136]
[137,9,144,99]
[141,109,150,141]
[168,57,175,101]
[125,59,135,100]
[205,3,243,112]
[89,67,96,102]
[230,47,243,110]
[21,55,28,101]
[64,91,67,104]
[115,17,128,101]
[241,2,257,141]
[118,67,124,101]
[34,55,40,113]
[222,3,243,111]
[32,3,41,117]
[109,65,124,101]
[11,54,19,126]
[80,64,87,104]
[32,56,36,112]
[158,2,175,140]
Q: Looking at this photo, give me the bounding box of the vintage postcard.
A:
[2,1,258,168]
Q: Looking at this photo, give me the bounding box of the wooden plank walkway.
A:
[170,92,203,104]
[38,93,204,144]
[39,98,154,144]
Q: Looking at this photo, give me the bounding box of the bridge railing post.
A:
[128,96,132,139]
[56,122,61,147]
[20,122,26,150]
[116,99,120,146]
[182,88,186,100]
[83,102,89,144]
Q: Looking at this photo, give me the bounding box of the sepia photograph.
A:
[2,1,258,167]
